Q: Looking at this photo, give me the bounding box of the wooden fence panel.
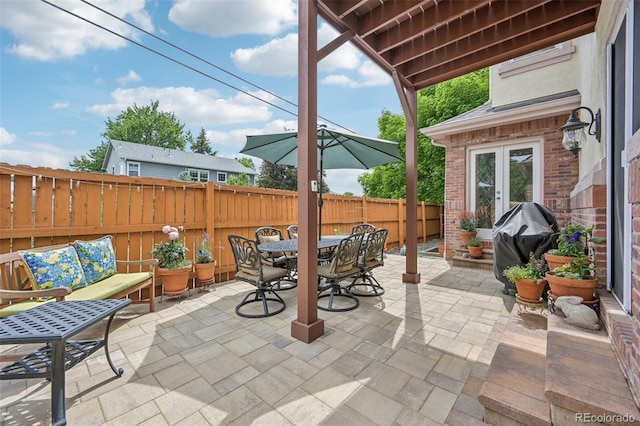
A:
[0,164,442,284]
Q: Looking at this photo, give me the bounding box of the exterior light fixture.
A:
[559,107,601,157]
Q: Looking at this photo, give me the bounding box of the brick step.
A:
[452,255,494,270]
[478,308,550,425]
[545,310,640,425]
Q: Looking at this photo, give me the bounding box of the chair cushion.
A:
[258,234,284,257]
[73,236,117,285]
[66,272,152,300]
[19,246,88,292]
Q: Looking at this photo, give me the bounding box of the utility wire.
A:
[47,0,352,132]
[41,0,297,118]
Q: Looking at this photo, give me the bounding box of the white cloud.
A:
[231,23,362,77]
[0,128,17,146]
[86,86,274,125]
[0,141,79,169]
[52,102,70,110]
[61,130,78,137]
[0,0,152,61]
[117,70,142,85]
[168,0,296,37]
[321,61,391,88]
[28,130,54,137]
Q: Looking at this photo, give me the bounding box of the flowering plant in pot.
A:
[545,223,604,270]
[458,211,478,246]
[545,254,598,301]
[503,253,548,302]
[151,225,191,296]
[194,232,216,283]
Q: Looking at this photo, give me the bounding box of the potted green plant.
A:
[151,225,191,296]
[466,237,483,258]
[544,223,604,270]
[458,211,478,246]
[545,254,598,301]
[194,232,216,284]
[503,253,548,302]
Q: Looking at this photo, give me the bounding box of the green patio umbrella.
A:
[241,125,403,238]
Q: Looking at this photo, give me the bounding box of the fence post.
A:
[398,198,404,248]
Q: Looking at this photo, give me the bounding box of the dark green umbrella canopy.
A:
[241,125,403,238]
[241,125,403,170]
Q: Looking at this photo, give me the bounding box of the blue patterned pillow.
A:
[19,246,87,291]
[73,236,117,285]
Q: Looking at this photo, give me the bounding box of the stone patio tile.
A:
[394,376,435,411]
[175,411,210,426]
[433,354,474,383]
[97,374,165,421]
[242,343,292,372]
[284,339,330,362]
[419,386,458,423]
[330,349,375,377]
[394,407,442,426]
[345,385,404,425]
[134,353,184,378]
[66,397,104,425]
[275,388,333,425]
[230,401,293,425]
[181,340,227,366]
[223,333,269,357]
[452,392,485,420]
[318,404,372,425]
[198,385,262,425]
[101,401,160,426]
[428,334,473,359]
[318,328,363,352]
[245,365,305,406]
[385,348,437,380]
[157,333,205,356]
[456,328,491,347]
[154,360,200,390]
[193,321,235,342]
[356,360,411,398]
[352,323,395,344]
[213,366,261,395]
[307,347,344,369]
[154,377,219,424]
[139,414,169,426]
[197,349,249,385]
[280,355,320,380]
[353,339,396,362]
[301,366,363,408]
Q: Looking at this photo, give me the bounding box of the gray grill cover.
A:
[492,202,558,290]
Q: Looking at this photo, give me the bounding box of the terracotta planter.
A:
[515,278,545,302]
[467,245,483,258]
[437,242,445,257]
[544,252,577,271]
[545,272,597,301]
[158,265,191,296]
[194,260,216,282]
[459,230,477,246]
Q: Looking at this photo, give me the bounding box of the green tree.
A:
[227,172,251,186]
[191,127,217,155]
[236,157,255,170]
[359,68,489,202]
[257,161,330,193]
[70,100,194,171]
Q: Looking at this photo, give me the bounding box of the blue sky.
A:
[0,0,403,195]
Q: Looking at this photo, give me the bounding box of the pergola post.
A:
[393,72,420,283]
[291,0,324,343]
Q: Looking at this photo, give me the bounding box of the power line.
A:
[44,0,353,132]
[41,0,297,118]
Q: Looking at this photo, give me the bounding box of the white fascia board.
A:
[421,94,582,145]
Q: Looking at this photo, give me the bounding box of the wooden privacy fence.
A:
[0,163,443,285]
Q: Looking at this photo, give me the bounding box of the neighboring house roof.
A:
[421,90,581,145]
[103,140,257,175]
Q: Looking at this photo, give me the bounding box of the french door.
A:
[469,141,542,239]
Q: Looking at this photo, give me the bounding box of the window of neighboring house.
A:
[127,162,140,177]
[217,172,227,183]
[111,166,115,174]
[498,42,575,77]
[189,169,209,182]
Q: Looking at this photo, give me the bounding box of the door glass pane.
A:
[475,152,495,229]
[508,148,533,209]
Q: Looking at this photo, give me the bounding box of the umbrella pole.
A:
[318,146,324,241]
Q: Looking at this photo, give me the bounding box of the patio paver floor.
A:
[0,254,514,425]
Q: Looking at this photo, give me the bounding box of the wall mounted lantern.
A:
[559,106,601,157]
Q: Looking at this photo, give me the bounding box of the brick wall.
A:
[440,114,578,258]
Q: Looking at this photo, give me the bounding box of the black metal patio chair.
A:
[317,233,364,312]
[348,228,388,297]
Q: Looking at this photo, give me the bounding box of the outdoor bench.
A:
[0,236,157,318]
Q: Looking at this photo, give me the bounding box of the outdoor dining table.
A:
[257,235,347,254]
[0,299,130,426]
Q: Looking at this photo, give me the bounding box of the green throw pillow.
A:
[19,246,87,291]
[73,236,117,285]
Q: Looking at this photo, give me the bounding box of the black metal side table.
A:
[0,299,131,426]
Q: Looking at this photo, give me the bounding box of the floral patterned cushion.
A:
[19,246,87,291]
[73,236,117,285]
